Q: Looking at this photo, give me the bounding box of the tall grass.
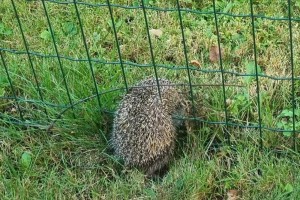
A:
[1,0,300,199]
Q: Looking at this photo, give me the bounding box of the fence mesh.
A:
[0,0,299,150]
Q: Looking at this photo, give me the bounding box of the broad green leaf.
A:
[284,183,294,193]
[244,61,263,84]
[279,109,293,118]
[108,20,123,32]
[20,151,32,169]
[63,22,77,36]
[40,30,51,41]
[0,23,13,36]
[133,0,139,6]
[283,131,292,137]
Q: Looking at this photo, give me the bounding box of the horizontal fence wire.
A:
[0,84,298,133]
[0,0,299,150]
[1,47,299,81]
[22,0,300,22]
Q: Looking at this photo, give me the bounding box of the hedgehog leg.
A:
[156,164,169,178]
[145,153,171,179]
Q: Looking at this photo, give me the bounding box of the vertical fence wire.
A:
[250,0,263,149]
[2,1,298,151]
[212,0,230,145]
[140,0,161,98]
[287,0,296,151]
[10,0,49,120]
[41,0,76,118]
[106,0,128,93]
[73,0,102,110]
[175,0,196,122]
[0,51,24,120]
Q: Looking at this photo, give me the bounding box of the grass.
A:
[2,126,300,199]
[1,0,300,199]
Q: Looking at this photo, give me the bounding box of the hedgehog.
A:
[111,78,189,178]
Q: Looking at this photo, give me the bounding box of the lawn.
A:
[1,0,300,199]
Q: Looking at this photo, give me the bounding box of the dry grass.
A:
[1,0,300,199]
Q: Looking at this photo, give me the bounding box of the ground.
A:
[1,0,300,199]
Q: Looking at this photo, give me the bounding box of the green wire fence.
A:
[0,0,299,150]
